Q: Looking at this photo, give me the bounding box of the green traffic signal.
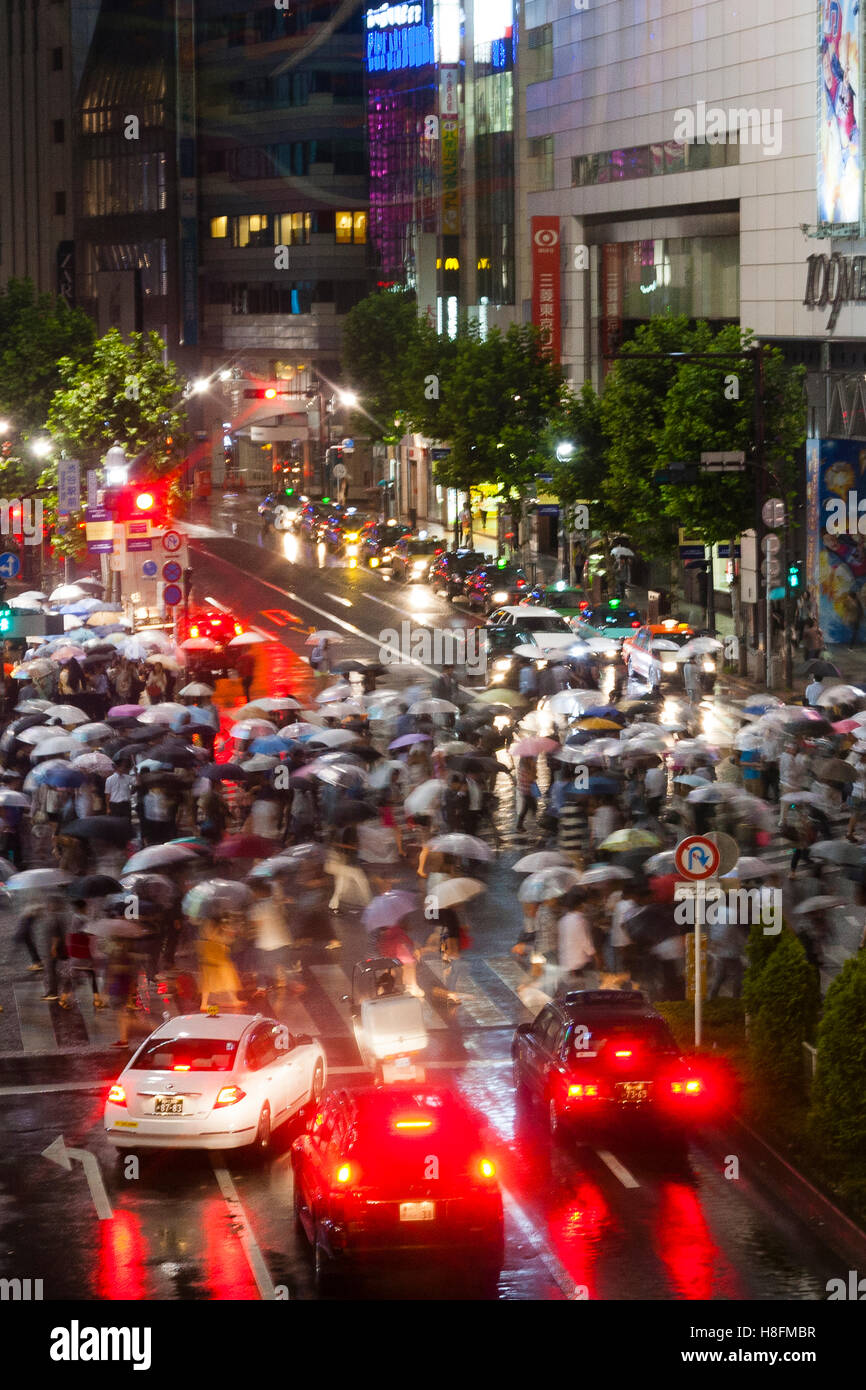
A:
[788,562,801,589]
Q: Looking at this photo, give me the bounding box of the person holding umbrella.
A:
[557,885,597,992]
[104,757,134,822]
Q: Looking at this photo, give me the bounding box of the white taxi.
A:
[104,1013,326,1154]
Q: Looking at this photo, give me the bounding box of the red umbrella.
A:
[832,719,860,734]
[216,834,276,860]
[648,873,678,904]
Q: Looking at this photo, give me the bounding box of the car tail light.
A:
[215,1086,246,1107]
[393,1118,433,1132]
[477,1157,496,1180]
[335,1162,353,1184]
[579,601,589,609]
[516,578,526,588]
[173,1064,190,1072]
[190,626,199,638]
[567,1083,599,1098]
[671,1080,702,1096]
[631,620,640,627]
[614,1049,633,1059]
[234,623,243,635]
[107,1084,126,1106]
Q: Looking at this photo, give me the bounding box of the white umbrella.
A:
[546,689,603,716]
[369,759,405,790]
[305,630,343,645]
[241,696,301,713]
[816,684,866,707]
[32,735,78,757]
[315,683,354,704]
[518,866,582,902]
[7,868,70,890]
[404,778,446,815]
[0,790,30,808]
[279,722,325,739]
[427,833,494,861]
[71,752,115,776]
[49,583,87,602]
[17,726,60,746]
[610,546,634,558]
[122,844,199,874]
[434,877,486,908]
[579,863,635,886]
[513,850,575,872]
[242,754,279,773]
[307,728,361,748]
[45,704,90,726]
[409,698,459,715]
[11,590,47,604]
[317,700,366,719]
[231,719,278,739]
[679,637,724,657]
[71,722,113,744]
[181,636,218,651]
[143,654,184,672]
[138,703,188,725]
[48,646,87,663]
[228,631,267,646]
[179,682,215,698]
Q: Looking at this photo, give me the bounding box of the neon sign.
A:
[366,2,423,27]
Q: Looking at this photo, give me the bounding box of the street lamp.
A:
[0,419,10,434]
[29,436,53,459]
[556,440,575,463]
[338,389,359,409]
[191,377,210,394]
[104,444,129,486]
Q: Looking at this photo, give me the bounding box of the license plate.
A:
[617,1082,649,1103]
[399,1202,435,1222]
[393,1056,412,1069]
[154,1096,183,1115]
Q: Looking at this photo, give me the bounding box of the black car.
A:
[462,564,530,613]
[429,550,489,600]
[512,990,711,1144]
[360,521,413,568]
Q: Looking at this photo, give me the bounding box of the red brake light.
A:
[579,601,589,608]
[478,1157,496,1180]
[614,1049,633,1058]
[173,1064,191,1071]
[516,579,526,587]
[215,1086,246,1107]
[335,1162,352,1184]
[567,1084,599,1098]
[393,1119,433,1132]
[107,1084,126,1106]
[631,620,640,627]
[234,623,243,635]
[670,1080,702,1096]
[190,626,199,638]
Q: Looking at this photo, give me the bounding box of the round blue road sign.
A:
[0,552,20,580]
[162,560,182,583]
[141,560,158,578]
[163,584,182,607]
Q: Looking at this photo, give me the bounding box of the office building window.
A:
[54,191,66,216]
[52,47,64,72]
[52,119,65,143]
[210,216,228,239]
[274,212,312,245]
[525,25,552,83]
[336,211,367,244]
[231,214,270,248]
[572,138,739,186]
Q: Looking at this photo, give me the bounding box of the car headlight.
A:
[346,532,359,542]
[493,658,512,672]
[662,661,678,673]
[702,659,715,672]
[412,559,428,571]
[604,647,618,659]
[492,590,509,602]
[370,557,380,567]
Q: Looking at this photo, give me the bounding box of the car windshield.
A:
[651,632,692,648]
[486,568,525,582]
[451,552,485,570]
[566,1018,678,1061]
[406,540,440,555]
[517,615,571,632]
[131,1038,238,1071]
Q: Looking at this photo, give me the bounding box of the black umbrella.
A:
[64,816,134,844]
[624,903,681,947]
[67,874,124,899]
[120,872,178,907]
[446,754,500,775]
[85,644,118,658]
[10,714,48,734]
[102,891,162,921]
[105,715,151,729]
[342,744,382,763]
[333,799,379,826]
[150,741,199,767]
[82,654,111,669]
[802,659,841,678]
[200,763,247,781]
[332,659,371,675]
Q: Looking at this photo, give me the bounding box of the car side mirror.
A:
[515,1021,532,1036]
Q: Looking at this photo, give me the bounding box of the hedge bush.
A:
[746,930,819,1093]
[809,953,866,1154]
[742,920,780,1020]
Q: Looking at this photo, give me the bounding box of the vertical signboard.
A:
[530,216,561,362]
[441,117,460,235]
[57,460,81,518]
[600,242,623,372]
[176,0,199,345]
[818,0,862,228]
[56,242,75,307]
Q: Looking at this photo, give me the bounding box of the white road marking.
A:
[595,1148,640,1189]
[324,592,353,608]
[500,1184,579,1299]
[211,1159,281,1300]
[42,1134,114,1220]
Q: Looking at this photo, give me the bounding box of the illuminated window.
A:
[335,211,367,244]
[444,257,459,269]
[275,212,311,245]
[210,216,228,238]
[231,214,271,247]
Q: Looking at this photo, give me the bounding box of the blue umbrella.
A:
[250,736,289,755]
[32,764,85,788]
[580,706,625,721]
[58,598,102,616]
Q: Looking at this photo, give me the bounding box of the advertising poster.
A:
[530,216,561,361]
[818,0,861,226]
[811,438,866,642]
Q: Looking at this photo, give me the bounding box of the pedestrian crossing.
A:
[2,947,535,1057]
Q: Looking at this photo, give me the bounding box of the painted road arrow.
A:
[42,1135,113,1221]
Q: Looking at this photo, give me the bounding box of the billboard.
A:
[818,0,861,226]
[530,217,561,361]
[807,437,866,642]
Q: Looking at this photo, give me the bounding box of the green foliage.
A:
[746,930,819,1092]
[340,292,425,442]
[0,279,95,433]
[46,329,188,472]
[742,920,782,1018]
[809,953,866,1154]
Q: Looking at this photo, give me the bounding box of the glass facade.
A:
[572,138,740,187]
[473,4,515,305]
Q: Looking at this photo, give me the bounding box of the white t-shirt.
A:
[644,766,666,798]
[558,910,595,972]
[248,798,281,837]
[105,772,132,805]
[143,788,172,822]
[610,896,638,948]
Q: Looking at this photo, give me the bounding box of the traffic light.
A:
[244,385,288,400]
[788,561,802,590]
[653,462,699,485]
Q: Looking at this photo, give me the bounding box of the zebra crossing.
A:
[2,949,535,1057]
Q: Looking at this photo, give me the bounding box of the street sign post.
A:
[675,835,721,1047]
[332,463,347,480]
[162,530,182,554]
[163,583,182,608]
[162,560,182,584]
[762,497,785,529]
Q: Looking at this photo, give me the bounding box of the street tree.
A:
[340,291,426,442]
[0,278,95,434]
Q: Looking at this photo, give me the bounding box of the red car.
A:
[179,609,246,677]
[291,1085,504,1295]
